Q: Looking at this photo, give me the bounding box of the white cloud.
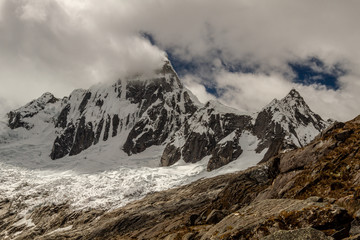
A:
[0,0,166,107]
[19,0,49,22]
[1,0,360,121]
[214,71,293,113]
[209,71,360,121]
[182,75,216,104]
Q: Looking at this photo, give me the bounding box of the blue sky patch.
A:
[288,57,345,90]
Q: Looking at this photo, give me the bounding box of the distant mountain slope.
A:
[5,60,330,170]
[161,89,330,170]
[8,92,60,130]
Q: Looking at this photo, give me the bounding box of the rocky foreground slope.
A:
[1,115,360,239]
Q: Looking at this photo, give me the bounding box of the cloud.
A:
[1,0,360,121]
[128,0,360,121]
[214,72,293,113]
[182,75,216,104]
[0,0,165,107]
[192,70,360,121]
[0,97,13,121]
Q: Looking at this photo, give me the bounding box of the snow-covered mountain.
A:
[0,59,333,225]
[253,89,330,163]
[50,61,199,160]
[8,92,60,130]
[161,89,330,170]
[4,61,330,172]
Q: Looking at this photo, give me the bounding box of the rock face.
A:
[6,60,329,170]
[207,137,243,171]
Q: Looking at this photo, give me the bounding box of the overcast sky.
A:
[1,0,360,121]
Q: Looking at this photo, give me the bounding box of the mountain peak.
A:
[159,60,183,89]
[7,92,60,130]
[125,59,183,91]
[282,88,306,104]
[251,88,331,164]
[287,88,301,98]
[263,89,320,125]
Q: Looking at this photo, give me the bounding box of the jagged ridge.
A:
[8,92,59,130]
[6,62,330,170]
[161,88,330,170]
[50,61,198,159]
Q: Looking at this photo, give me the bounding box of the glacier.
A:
[0,112,264,212]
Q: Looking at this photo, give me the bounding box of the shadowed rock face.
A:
[4,115,360,239]
[160,144,181,166]
[68,116,94,156]
[50,123,75,160]
[55,104,70,129]
[207,138,243,171]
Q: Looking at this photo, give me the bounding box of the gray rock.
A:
[78,91,91,114]
[161,144,181,166]
[207,140,242,171]
[162,89,329,170]
[55,104,70,128]
[69,116,94,156]
[254,89,328,163]
[161,104,253,169]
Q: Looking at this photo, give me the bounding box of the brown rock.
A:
[201,199,351,240]
[263,228,334,240]
[205,210,226,225]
